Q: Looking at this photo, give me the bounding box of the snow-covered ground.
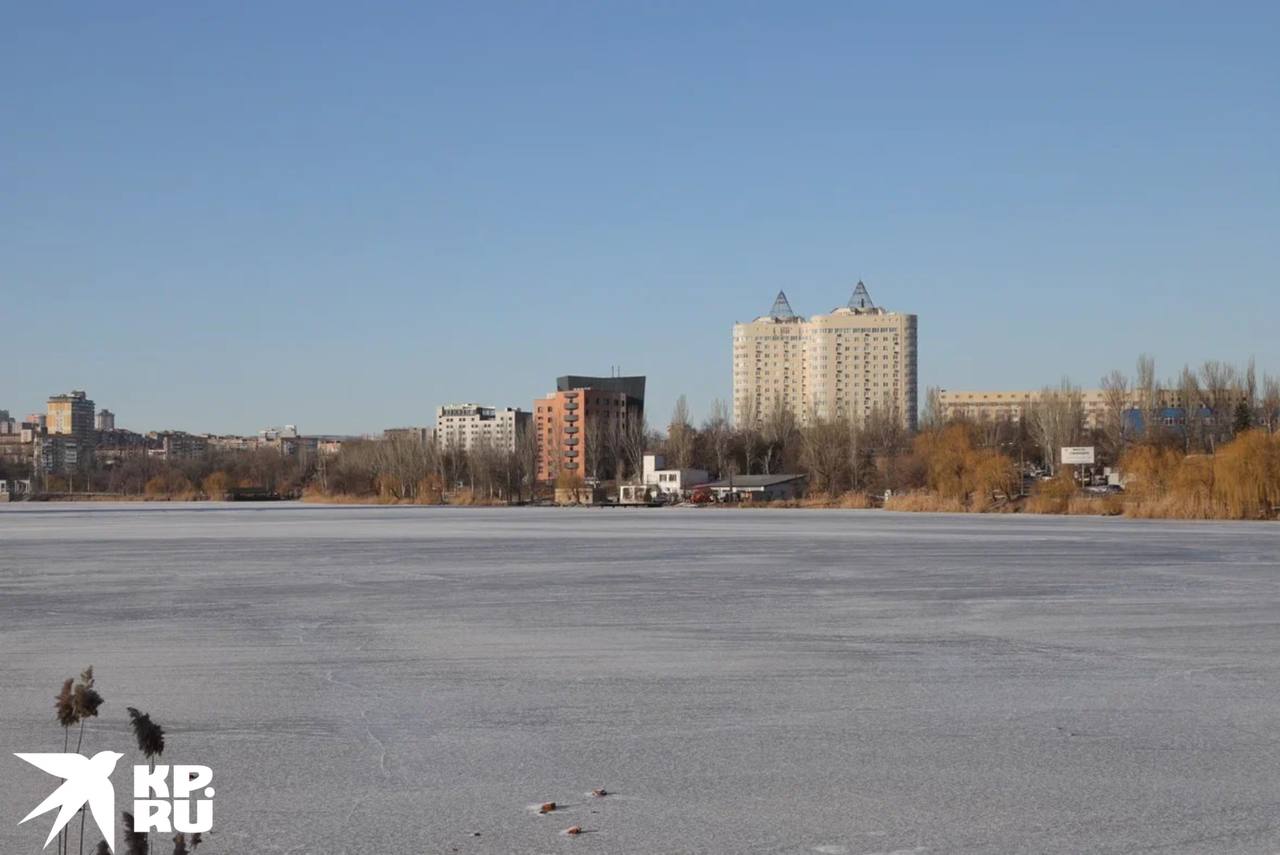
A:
[2,503,1278,854]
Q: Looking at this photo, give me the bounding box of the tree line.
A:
[18,353,1280,517]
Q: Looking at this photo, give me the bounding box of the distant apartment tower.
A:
[47,390,96,444]
[732,283,918,430]
[96,409,115,431]
[434,404,531,454]
[534,376,645,482]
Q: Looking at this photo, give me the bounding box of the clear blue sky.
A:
[4,2,1277,435]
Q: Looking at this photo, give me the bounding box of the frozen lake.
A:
[2,503,1279,854]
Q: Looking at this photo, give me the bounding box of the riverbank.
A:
[13,489,1277,521]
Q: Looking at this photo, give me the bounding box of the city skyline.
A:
[5,3,1279,435]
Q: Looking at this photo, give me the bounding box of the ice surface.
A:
[2,503,1279,854]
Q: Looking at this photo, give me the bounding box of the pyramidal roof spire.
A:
[768,290,796,320]
[848,280,875,311]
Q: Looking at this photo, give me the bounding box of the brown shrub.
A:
[912,424,1017,508]
[1118,432,1280,519]
[144,472,195,500]
[201,470,232,500]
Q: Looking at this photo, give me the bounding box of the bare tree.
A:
[702,399,732,479]
[1099,369,1130,460]
[736,395,763,475]
[799,416,846,494]
[619,414,648,483]
[843,414,871,491]
[918,386,945,432]
[584,409,612,484]
[1261,374,1280,434]
[760,393,797,475]
[1025,379,1084,475]
[665,395,696,470]
[1136,353,1159,441]
[864,403,908,490]
[515,423,540,501]
[1178,366,1205,454]
[1199,360,1239,448]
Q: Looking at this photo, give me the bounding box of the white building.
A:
[642,453,710,497]
[435,403,530,453]
[733,283,918,430]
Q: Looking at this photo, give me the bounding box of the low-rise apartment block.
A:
[937,390,1112,427]
[147,431,210,460]
[435,404,530,454]
[939,387,1249,432]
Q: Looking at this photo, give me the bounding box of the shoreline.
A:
[7,493,1276,522]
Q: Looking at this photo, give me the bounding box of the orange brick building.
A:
[534,376,645,483]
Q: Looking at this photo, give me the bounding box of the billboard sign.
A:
[1060,446,1096,465]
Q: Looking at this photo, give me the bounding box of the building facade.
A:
[936,390,1102,427]
[733,283,918,431]
[556,375,646,419]
[96,409,115,431]
[937,388,1248,432]
[44,391,95,471]
[47,391,95,445]
[702,473,808,502]
[533,385,640,483]
[148,431,210,460]
[434,404,531,454]
[384,426,432,444]
[641,452,710,497]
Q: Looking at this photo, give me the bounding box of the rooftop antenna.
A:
[768,290,797,320]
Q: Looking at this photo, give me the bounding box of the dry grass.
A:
[790,492,875,509]
[883,491,967,513]
[1122,493,1221,520]
[301,487,512,506]
[1023,493,1067,514]
[1066,495,1125,516]
[302,487,430,505]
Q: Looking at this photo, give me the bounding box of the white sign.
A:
[1060,446,1095,465]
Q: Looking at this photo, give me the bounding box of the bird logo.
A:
[15,751,124,853]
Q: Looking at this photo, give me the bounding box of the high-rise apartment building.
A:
[434,404,531,454]
[733,283,918,430]
[48,390,95,442]
[96,409,115,431]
